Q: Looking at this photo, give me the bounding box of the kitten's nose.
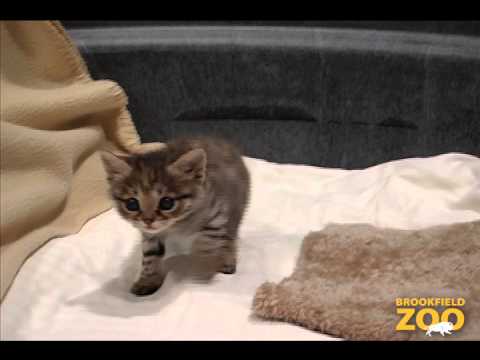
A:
[143,218,154,225]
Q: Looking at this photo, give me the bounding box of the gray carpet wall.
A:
[67,26,480,169]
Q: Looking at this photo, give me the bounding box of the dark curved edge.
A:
[68,26,480,169]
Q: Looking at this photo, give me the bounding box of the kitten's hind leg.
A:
[219,239,237,274]
[192,235,237,275]
[131,238,166,296]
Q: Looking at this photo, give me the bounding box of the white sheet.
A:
[1,153,479,340]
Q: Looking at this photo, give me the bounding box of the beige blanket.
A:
[0,21,142,300]
[253,221,480,340]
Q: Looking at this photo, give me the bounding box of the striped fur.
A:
[101,137,250,296]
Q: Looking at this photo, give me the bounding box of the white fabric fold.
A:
[1,153,479,340]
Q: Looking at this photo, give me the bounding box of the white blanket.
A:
[1,153,479,340]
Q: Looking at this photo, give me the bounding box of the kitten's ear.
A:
[167,148,207,183]
[100,151,132,182]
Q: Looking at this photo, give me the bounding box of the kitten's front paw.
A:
[219,263,236,275]
[130,281,162,296]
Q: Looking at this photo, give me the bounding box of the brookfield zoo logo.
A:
[396,297,465,337]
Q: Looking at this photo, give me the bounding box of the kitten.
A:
[101,137,250,296]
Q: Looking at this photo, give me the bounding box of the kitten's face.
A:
[101,148,207,234]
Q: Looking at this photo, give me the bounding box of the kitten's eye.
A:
[125,198,140,212]
[158,197,175,211]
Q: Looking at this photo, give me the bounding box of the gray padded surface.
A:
[68,26,480,169]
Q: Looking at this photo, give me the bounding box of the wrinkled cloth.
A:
[1,153,479,340]
[0,21,140,300]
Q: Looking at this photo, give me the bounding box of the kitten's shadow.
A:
[66,245,218,318]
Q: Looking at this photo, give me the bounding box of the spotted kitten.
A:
[101,137,250,296]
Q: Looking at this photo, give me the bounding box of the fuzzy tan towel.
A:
[253,221,480,340]
[0,21,144,300]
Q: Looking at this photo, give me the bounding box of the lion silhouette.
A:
[426,321,454,336]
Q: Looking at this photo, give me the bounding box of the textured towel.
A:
[253,221,480,340]
[0,21,141,300]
